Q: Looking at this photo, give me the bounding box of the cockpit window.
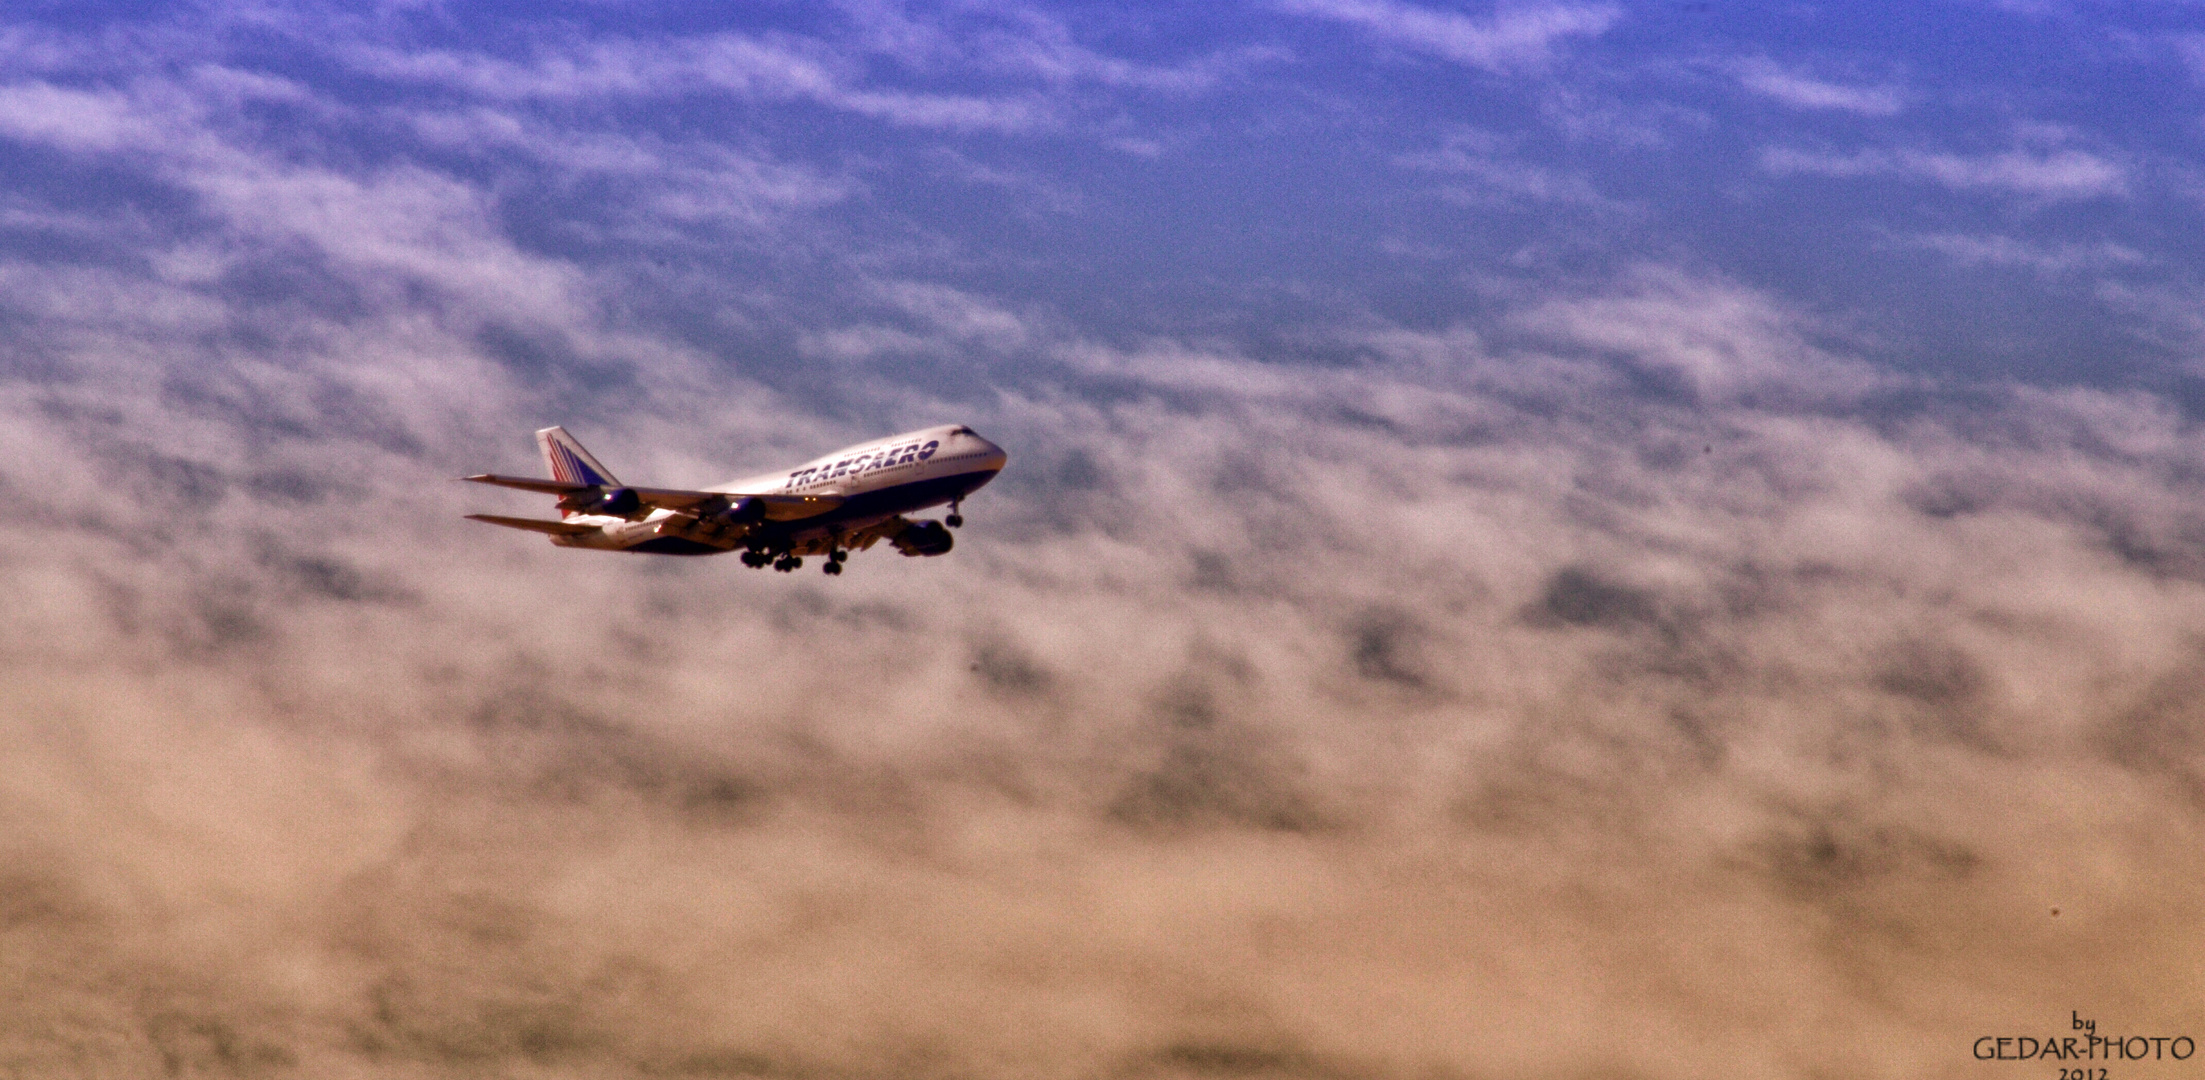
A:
[949,426,973,436]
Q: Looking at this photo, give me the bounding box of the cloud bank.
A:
[3,3,2204,1079]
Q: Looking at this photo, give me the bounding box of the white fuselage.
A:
[556,424,1007,554]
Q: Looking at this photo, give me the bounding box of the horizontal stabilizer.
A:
[465,514,600,537]
[463,473,594,496]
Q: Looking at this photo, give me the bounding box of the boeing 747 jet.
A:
[463,424,1006,574]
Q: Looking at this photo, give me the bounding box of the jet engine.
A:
[591,487,642,517]
[891,518,954,556]
[707,496,767,528]
[560,486,644,517]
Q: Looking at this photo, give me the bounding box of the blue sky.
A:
[9,0,2204,397]
[5,3,2205,1077]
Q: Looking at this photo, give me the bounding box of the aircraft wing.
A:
[731,492,845,521]
[461,474,844,521]
[465,514,600,536]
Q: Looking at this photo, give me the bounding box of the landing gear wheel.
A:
[823,561,843,575]
[828,549,847,563]
[945,514,963,528]
[774,556,801,572]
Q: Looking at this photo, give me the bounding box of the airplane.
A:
[463,424,1007,574]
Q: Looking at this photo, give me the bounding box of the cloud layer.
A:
[3,3,2205,1078]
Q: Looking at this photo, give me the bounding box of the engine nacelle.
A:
[891,519,954,557]
[708,496,766,528]
[592,486,643,517]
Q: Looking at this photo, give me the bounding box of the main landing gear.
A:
[742,549,842,574]
[945,499,964,528]
[740,545,849,575]
[744,550,802,572]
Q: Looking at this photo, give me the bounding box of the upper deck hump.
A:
[710,424,978,495]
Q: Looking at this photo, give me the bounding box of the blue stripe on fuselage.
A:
[830,467,996,521]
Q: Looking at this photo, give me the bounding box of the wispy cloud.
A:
[1507,266,1891,403]
[344,34,1054,133]
[2094,280,2205,377]
[1761,144,2128,200]
[0,82,157,152]
[337,11,1263,138]
[1396,132,1622,207]
[409,110,852,225]
[1735,57,1903,115]
[1275,0,1621,71]
[1899,231,2148,275]
[2173,33,2205,83]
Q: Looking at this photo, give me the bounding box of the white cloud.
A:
[12,223,2205,1073]
[801,282,1037,360]
[2094,280,2205,378]
[344,34,1053,134]
[5,4,2205,1075]
[1735,58,1903,115]
[0,82,158,152]
[337,11,1259,139]
[2173,33,2205,83]
[1396,133,1621,207]
[827,0,1279,93]
[1507,266,1893,403]
[0,80,579,324]
[1275,0,1621,71]
[408,109,855,228]
[1900,232,2148,275]
[1761,144,2128,200]
[1903,148,2125,197]
[0,22,114,74]
[184,63,319,108]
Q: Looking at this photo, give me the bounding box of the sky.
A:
[4,1,2205,1078]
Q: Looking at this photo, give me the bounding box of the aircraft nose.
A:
[975,435,1008,472]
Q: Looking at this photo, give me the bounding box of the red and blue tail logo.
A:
[534,427,619,488]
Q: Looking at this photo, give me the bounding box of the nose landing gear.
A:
[945,499,964,528]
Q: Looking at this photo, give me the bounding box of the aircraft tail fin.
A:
[535,426,620,487]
